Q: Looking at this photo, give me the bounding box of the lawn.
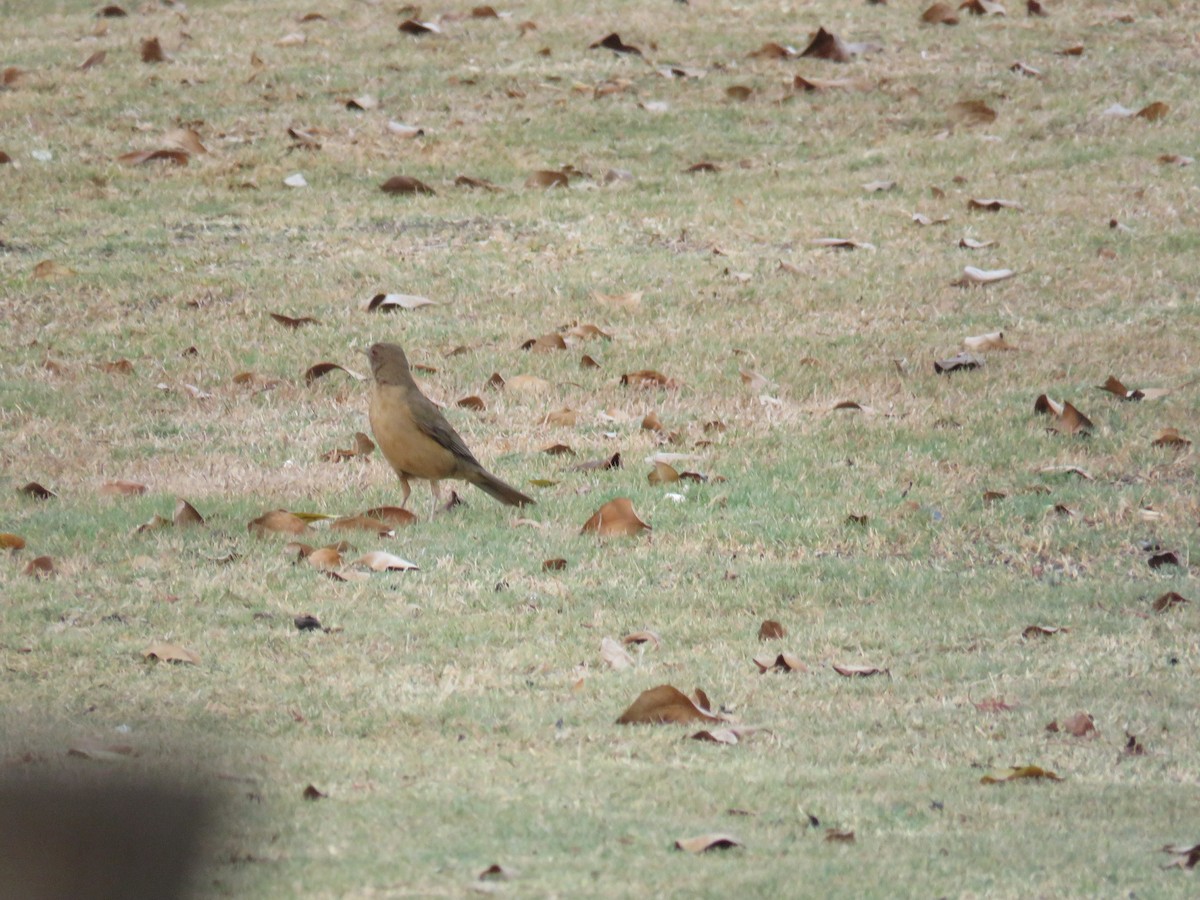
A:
[1,0,1198,896]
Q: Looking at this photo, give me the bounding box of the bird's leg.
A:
[399,475,412,509]
[428,479,441,517]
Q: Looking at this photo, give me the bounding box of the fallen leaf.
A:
[524,333,568,352]
[1136,101,1169,121]
[457,395,486,412]
[398,19,440,35]
[811,237,875,251]
[953,266,1015,286]
[353,551,419,572]
[616,685,719,725]
[98,5,127,16]
[572,452,621,472]
[381,175,435,195]
[949,99,997,126]
[142,642,200,665]
[0,533,27,550]
[1148,551,1182,570]
[173,498,204,527]
[19,481,57,500]
[22,556,54,577]
[80,50,107,70]
[758,620,786,640]
[134,514,171,534]
[690,729,740,745]
[1158,154,1194,167]
[248,510,311,536]
[270,312,319,329]
[331,515,394,537]
[455,174,502,191]
[1152,592,1188,613]
[974,697,1019,712]
[1027,0,1047,15]
[800,27,851,62]
[967,198,1022,212]
[365,292,437,312]
[1033,395,1094,436]
[622,631,661,648]
[589,33,641,55]
[304,362,364,384]
[1161,844,1200,870]
[980,765,1062,785]
[100,480,147,496]
[1057,45,1084,57]
[958,237,996,249]
[674,834,741,854]
[542,557,567,571]
[67,741,137,762]
[1022,625,1066,638]
[1122,732,1146,757]
[283,172,308,188]
[601,637,634,670]
[295,614,323,631]
[276,32,307,47]
[1010,61,1041,77]
[306,546,342,570]
[832,664,888,677]
[959,0,1006,15]
[921,2,959,24]
[525,169,569,189]
[621,369,678,389]
[163,128,207,156]
[934,353,983,374]
[141,37,167,63]
[912,212,950,226]
[364,506,418,527]
[345,94,378,111]
[302,784,327,800]
[963,331,1012,351]
[1052,712,1097,738]
[117,149,189,167]
[1152,427,1190,449]
[748,41,796,60]
[478,864,516,881]
[753,653,807,673]
[581,498,650,537]
[825,829,856,843]
[647,461,680,486]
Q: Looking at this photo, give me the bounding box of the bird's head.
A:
[366,342,411,385]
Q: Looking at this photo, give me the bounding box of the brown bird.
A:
[367,342,534,510]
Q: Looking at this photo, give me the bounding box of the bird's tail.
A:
[470,468,535,507]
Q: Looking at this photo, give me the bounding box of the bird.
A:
[366,342,534,511]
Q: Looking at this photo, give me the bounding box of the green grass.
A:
[2,0,1199,896]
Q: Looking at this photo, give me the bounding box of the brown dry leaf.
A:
[345,94,378,110]
[302,784,327,800]
[526,169,569,189]
[80,50,107,70]
[1152,427,1191,449]
[100,480,147,496]
[1162,844,1200,871]
[22,556,54,577]
[306,546,342,570]
[582,498,650,537]
[623,631,661,648]
[685,161,719,174]
[968,198,1022,212]
[617,684,719,725]
[458,395,486,412]
[1027,0,1047,15]
[141,37,167,63]
[974,696,1019,712]
[759,620,787,640]
[471,5,499,18]
[980,765,1062,785]
[912,213,950,226]
[1053,712,1097,738]
[353,551,419,572]
[142,642,200,665]
[541,443,575,456]
[1010,61,1042,78]
[364,506,419,527]
[832,400,875,414]
[381,175,435,195]
[20,481,57,500]
[725,85,754,102]
[365,292,437,312]
[811,237,875,251]
[277,32,307,47]
[862,180,896,193]
[690,729,740,745]
[648,461,680,486]
[958,237,996,249]
[398,19,441,35]
[800,27,851,62]
[134,514,170,534]
[593,290,642,310]
[455,174,502,191]
[304,362,364,384]
[1,66,22,86]
[674,834,742,854]
[589,33,641,56]
[792,75,864,92]
[1158,154,1194,167]
[0,533,27,550]
[542,557,567,571]
[1148,551,1182,570]
[934,353,983,374]
[1136,102,1169,121]
[270,312,319,329]
[66,741,137,762]
[825,829,856,844]
[524,333,568,352]
[982,490,1006,504]
[601,636,634,670]
[1033,395,1094,436]
[641,412,664,433]
[1057,45,1084,57]
[621,369,678,389]
[1123,733,1146,757]
[478,863,516,882]
[331,515,394,537]
[117,149,189,166]
[1096,375,1142,400]
[248,510,311,537]
[753,653,807,673]
[749,41,796,60]
[949,99,997,126]
[1152,592,1189,613]
[963,331,1012,351]
[98,359,134,375]
[922,2,959,24]
[173,498,204,527]
[98,5,127,16]
[832,664,888,677]
[1022,624,1067,638]
[953,266,1015,287]
[960,0,1006,15]
[163,128,207,156]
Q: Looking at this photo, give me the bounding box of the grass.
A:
[2,0,1199,896]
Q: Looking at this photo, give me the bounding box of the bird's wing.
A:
[410,394,482,467]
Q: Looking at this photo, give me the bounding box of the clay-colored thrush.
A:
[367,342,534,509]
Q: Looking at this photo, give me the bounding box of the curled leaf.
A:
[617,685,720,725]
[581,498,650,537]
